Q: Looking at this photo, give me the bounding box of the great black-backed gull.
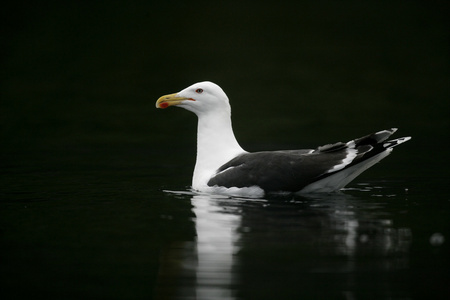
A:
[156,81,411,198]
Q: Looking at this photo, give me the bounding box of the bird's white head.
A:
[156,81,231,116]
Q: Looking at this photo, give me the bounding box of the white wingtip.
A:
[383,136,411,148]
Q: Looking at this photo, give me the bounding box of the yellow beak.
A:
[155,93,195,109]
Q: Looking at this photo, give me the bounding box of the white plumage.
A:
[156,81,411,198]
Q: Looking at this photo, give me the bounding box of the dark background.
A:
[1,1,449,299]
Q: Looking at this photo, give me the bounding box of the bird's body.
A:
[156,81,410,198]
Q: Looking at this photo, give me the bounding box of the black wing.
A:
[207,147,348,192]
[208,128,406,192]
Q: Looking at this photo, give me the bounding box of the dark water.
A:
[1,1,449,299]
[155,184,448,300]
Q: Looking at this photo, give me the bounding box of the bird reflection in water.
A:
[155,190,412,299]
[155,193,243,300]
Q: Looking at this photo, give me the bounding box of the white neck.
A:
[192,110,246,190]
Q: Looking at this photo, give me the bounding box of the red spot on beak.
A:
[160,102,169,109]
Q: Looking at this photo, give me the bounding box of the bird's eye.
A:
[195,88,203,94]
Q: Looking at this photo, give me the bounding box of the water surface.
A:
[154,182,448,299]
